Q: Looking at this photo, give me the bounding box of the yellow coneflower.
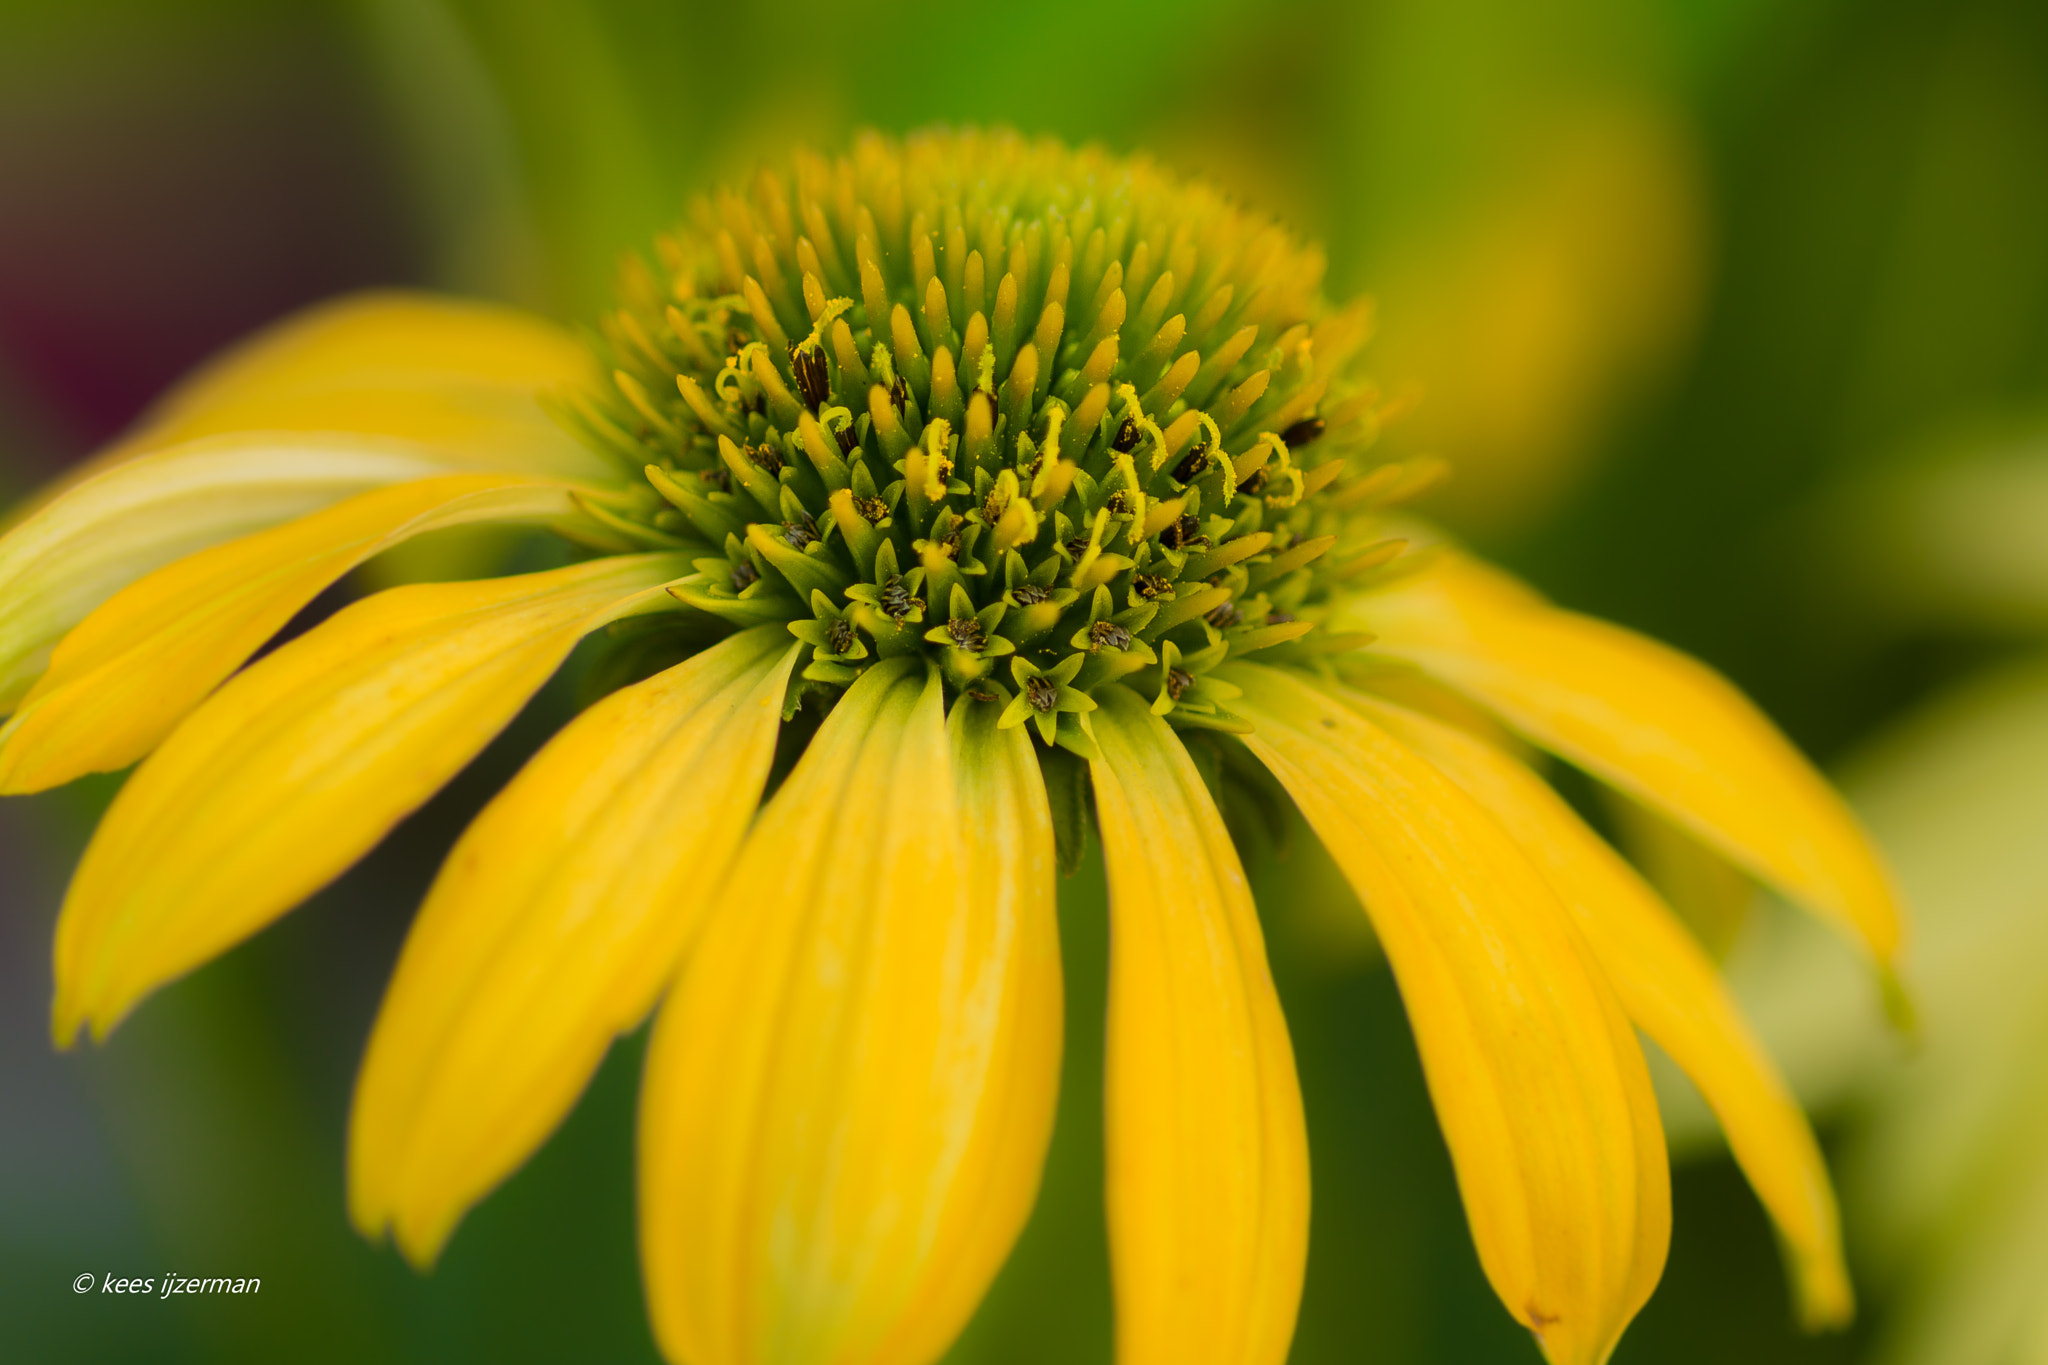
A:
[0,129,1902,1365]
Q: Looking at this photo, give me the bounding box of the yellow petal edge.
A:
[1351,690,1852,1329]
[350,625,800,1265]
[52,552,689,1044]
[0,434,457,713]
[0,473,585,792]
[1350,554,1904,967]
[0,291,612,712]
[639,663,1063,1365]
[1090,685,1310,1365]
[23,290,610,506]
[1227,662,1669,1365]
[124,291,603,471]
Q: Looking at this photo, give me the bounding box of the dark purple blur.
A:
[0,14,419,468]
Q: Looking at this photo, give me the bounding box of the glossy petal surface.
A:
[1354,690,1850,1327]
[86,290,608,478]
[640,664,1063,1365]
[53,553,687,1042]
[1351,555,1903,965]
[1229,662,1668,1365]
[0,434,455,711]
[0,473,581,790]
[351,625,799,1264]
[1089,684,1310,1365]
[1,291,612,711]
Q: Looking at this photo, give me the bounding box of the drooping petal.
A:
[878,690,1065,1365]
[350,625,800,1265]
[72,290,609,481]
[1226,661,1668,1365]
[1350,689,1852,1328]
[52,552,689,1044]
[1087,684,1309,1365]
[0,473,586,792]
[639,663,1064,1365]
[0,291,613,712]
[0,434,456,712]
[1347,554,1903,966]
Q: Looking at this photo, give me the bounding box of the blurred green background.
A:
[5,0,2047,1360]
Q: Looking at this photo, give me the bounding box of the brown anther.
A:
[853,495,889,525]
[781,517,816,549]
[791,343,830,408]
[835,424,860,455]
[1236,467,1269,496]
[1134,574,1171,600]
[927,530,961,561]
[1265,610,1296,625]
[1171,443,1210,484]
[1112,416,1140,452]
[945,616,986,652]
[1025,674,1060,712]
[700,467,733,493]
[981,490,1009,523]
[1010,583,1052,606]
[965,687,999,703]
[889,373,909,413]
[1064,536,1092,559]
[1161,514,1207,551]
[730,561,759,592]
[1089,620,1133,651]
[1281,416,1326,448]
[826,618,855,655]
[747,442,784,476]
[879,574,914,621]
[1205,601,1243,630]
[1166,668,1195,702]
[1106,490,1136,516]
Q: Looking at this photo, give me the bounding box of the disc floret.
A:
[561,128,1437,752]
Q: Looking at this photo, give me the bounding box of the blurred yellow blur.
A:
[1370,101,1707,533]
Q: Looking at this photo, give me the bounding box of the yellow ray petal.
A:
[47,290,610,492]
[878,689,1065,1365]
[1087,684,1309,1365]
[0,434,462,712]
[349,625,800,1266]
[639,663,1064,1365]
[1,291,613,712]
[1226,662,1668,1365]
[1348,553,1903,966]
[1350,690,1852,1329]
[52,552,689,1044]
[0,473,586,792]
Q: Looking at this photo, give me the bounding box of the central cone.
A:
[564,127,1427,748]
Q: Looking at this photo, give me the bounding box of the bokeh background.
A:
[5,0,2048,1360]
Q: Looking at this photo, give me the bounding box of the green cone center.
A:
[566,128,1430,743]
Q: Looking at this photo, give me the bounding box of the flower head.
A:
[0,129,1904,1365]
[568,131,1380,754]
